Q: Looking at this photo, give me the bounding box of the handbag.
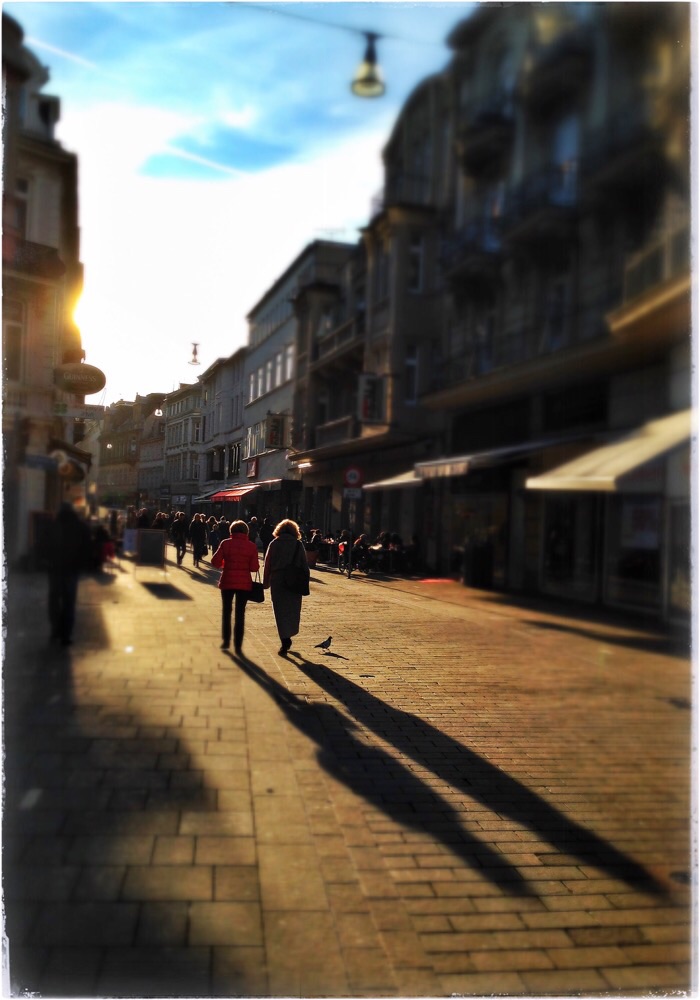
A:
[249,570,265,603]
[283,542,310,596]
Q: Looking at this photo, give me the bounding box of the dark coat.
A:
[263,534,309,639]
[48,507,92,575]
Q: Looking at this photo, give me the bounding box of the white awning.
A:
[363,469,422,491]
[526,409,692,492]
[415,437,574,480]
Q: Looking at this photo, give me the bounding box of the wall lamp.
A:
[351,32,385,97]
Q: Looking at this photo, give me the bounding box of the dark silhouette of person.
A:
[46,503,92,645]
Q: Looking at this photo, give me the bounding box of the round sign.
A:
[54,363,106,395]
[344,466,363,487]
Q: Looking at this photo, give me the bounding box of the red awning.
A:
[210,485,259,502]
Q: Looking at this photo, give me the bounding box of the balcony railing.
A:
[3,237,66,279]
[457,88,516,175]
[314,415,359,448]
[313,316,365,367]
[502,163,578,246]
[441,218,503,278]
[623,225,690,302]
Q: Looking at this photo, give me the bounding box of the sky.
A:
[7,0,475,404]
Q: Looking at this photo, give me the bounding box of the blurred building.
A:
[192,348,247,515]
[288,2,691,624]
[243,240,355,524]
[161,383,202,516]
[409,2,691,623]
[97,395,163,510]
[2,13,89,565]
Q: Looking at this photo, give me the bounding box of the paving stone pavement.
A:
[1,547,693,998]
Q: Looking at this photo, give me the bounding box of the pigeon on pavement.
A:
[315,636,332,650]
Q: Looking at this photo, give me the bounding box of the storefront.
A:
[527,409,691,621]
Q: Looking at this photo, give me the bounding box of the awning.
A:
[210,485,259,502]
[415,437,574,480]
[363,470,422,491]
[49,437,92,469]
[526,409,692,492]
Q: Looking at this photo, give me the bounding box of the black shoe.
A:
[220,641,230,650]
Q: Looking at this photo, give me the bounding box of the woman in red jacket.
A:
[211,520,260,653]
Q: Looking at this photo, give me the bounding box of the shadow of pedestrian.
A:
[288,654,667,898]
[2,574,258,998]
[233,652,535,897]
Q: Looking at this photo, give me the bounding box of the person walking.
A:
[189,513,207,568]
[46,503,92,646]
[259,516,274,554]
[211,520,260,653]
[170,511,188,566]
[263,518,310,657]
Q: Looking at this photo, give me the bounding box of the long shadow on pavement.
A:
[523,618,690,658]
[2,573,254,998]
[287,653,666,898]
[233,652,534,897]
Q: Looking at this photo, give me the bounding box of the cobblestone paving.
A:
[2,550,693,997]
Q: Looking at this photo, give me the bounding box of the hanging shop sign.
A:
[54,363,106,395]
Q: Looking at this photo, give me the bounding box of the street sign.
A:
[53,403,106,419]
[54,363,106,395]
[344,466,363,487]
[343,487,363,499]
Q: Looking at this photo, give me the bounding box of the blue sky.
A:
[7,1,474,402]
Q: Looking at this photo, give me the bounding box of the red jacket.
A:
[211,534,259,590]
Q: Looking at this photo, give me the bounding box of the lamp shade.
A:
[351,33,385,97]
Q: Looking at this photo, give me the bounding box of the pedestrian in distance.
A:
[189,513,208,568]
[170,511,188,566]
[247,516,259,546]
[259,516,274,554]
[46,503,92,646]
[263,518,310,657]
[211,520,260,653]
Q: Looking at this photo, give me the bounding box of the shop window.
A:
[605,495,662,612]
[542,495,598,601]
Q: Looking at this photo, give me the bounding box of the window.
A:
[257,366,264,397]
[275,351,283,387]
[193,419,201,442]
[284,344,294,382]
[404,345,418,404]
[3,299,24,381]
[266,359,273,393]
[229,443,241,476]
[407,234,424,293]
[248,372,255,403]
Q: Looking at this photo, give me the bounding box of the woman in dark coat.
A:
[263,518,309,656]
[189,513,207,568]
[211,520,260,653]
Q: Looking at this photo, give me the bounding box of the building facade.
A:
[193,349,247,516]
[410,2,692,623]
[2,13,88,565]
[245,240,355,525]
[162,382,203,516]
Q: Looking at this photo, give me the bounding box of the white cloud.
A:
[65,101,386,402]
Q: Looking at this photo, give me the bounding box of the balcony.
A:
[311,316,365,372]
[442,218,503,290]
[524,26,593,114]
[580,104,665,202]
[371,174,434,218]
[502,164,578,252]
[456,89,515,176]
[314,415,359,448]
[607,225,691,349]
[2,237,66,279]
